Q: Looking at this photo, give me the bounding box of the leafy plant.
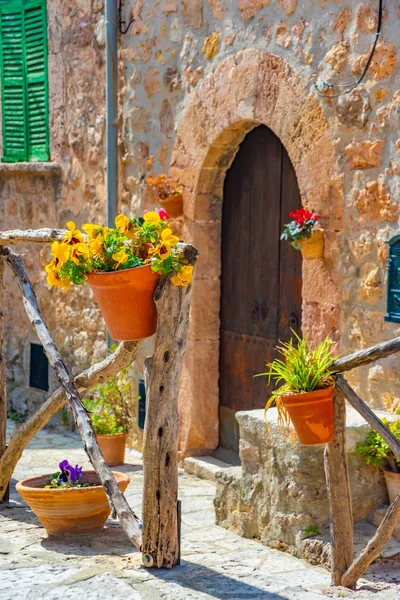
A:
[82,358,135,436]
[302,525,321,538]
[355,419,400,474]
[281,208,319,249]
[45,209,193,290]
[256,332,339,432]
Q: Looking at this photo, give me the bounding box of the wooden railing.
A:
[0,228,198,569]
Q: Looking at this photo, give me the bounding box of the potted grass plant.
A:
[256,333,339,445]
[44,208,193,341]
[281,208,324,260]
[82,361,135,467]
[16,460,130,535]
[356,420,400,504]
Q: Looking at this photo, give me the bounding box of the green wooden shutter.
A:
[23,0,49,161]
[0,0,49,162]
[0,2,28,161]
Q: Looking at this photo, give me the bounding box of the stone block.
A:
[344,139,385,170]
[188,277,220,341]
[182,221,221,279]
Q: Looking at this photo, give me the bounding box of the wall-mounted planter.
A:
[297,229,324,260]
[159,193,183,218]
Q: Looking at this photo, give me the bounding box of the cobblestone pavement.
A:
[1,421,399,600]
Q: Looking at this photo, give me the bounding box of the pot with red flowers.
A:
[281,208,324,260]
[16,459,130,535]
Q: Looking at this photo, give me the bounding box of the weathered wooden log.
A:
[142,244,198,568]
[341,493,400,589]
[0,247,142,549]
[0,260,6,474]
[324,386,354,587]
[0,228,65,245]
[331,337,400,374]
[0,339,141,501]
[336,376,400,463]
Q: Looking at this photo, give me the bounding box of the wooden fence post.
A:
[141,245,198,568]
[324,385,354,586]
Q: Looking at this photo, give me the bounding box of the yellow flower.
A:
[171,266,193,287]
[88,235,104,256]
[82,224,102,239]
[153,228,179,260]
[63,221,84,244]
[51,241,71,266]
[115,213,131,233]
[46,270,70,290]
[70,242,90,265]
[112,248,129,270]
[143,211,162,224]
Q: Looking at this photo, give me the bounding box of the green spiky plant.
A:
[256,332,340,433]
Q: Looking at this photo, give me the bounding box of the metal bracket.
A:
[119,0,135,34]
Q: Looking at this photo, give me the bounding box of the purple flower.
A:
[57,460,83,486]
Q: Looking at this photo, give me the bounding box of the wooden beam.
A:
[0,247,143,549]
[141,244,198,568]
[0,228,65,245]
[341,493,400,589]
[0,339,141,501]
[336,376,400,463]
[0,259,7,477]
[331,337,400,374]
[324,386,354,586]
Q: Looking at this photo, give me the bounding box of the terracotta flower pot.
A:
[87,264,160,341]
[297,229,324,260]
[97,432,126,466]
[281,387,334,445]
[384,469,400,505]
[16,470,130,536]
[159,193,183,218]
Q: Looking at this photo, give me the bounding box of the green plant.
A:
[82,357,135,436]
[355,419,400,474]
[302,525,321,538]
[7,407,22,424]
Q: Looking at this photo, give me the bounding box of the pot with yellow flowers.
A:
[45,208,194,341]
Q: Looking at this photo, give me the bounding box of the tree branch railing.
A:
[0,228,198,569]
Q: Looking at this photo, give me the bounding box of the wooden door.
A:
[219,125,302,452]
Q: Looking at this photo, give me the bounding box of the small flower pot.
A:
[159,193,183,218]
[16,471,130,536]
[97,433,127,467]
[384,469,400,504]
[281,387,334,445]
[87,264,160,341]
[297,229,324,260]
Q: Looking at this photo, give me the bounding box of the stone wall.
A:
[120,0,400,454]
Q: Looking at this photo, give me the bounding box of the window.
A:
[29,342,49,391]
[0,0,49,162]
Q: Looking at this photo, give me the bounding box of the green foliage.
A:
[7,407,22,423]
[355,419,400,474]
[302,525,321,538]
[256,331,339,412]
[82,354,135,436]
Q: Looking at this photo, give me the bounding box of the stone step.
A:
[183,455,239,481]
[369,504,400,541]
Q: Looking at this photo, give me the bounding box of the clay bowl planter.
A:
[159,193,183,218]
[384,469,400,504]
[297,229,324,260]
[281,387,334,445]
[87,264,160,341]
[16,471,130,536]
[97,432,127,467]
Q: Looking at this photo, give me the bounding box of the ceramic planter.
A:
[159,193,183,218]
[297,229,324,260]
[384,469,400,504]
[16,471,130,535]
[281,387,334,445]
[87,264,159,341]
[97,432,127,466]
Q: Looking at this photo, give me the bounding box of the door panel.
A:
[219,125,302,451]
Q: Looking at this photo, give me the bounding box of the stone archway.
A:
[170,50,345,456]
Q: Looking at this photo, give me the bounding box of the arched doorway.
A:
[219,125,303,452]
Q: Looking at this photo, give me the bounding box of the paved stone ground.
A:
[1,421,399,600]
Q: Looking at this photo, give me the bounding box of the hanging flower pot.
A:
[281,387,334,445]
[159,193,183,218]
[97,432,127,466]
[16,462,130,536]
[297,229,325,261]
[87,264,159,341]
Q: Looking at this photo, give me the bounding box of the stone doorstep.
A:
[369,504,400,542]
[183,455,240,482]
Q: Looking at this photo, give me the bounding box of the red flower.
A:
[289,208,318,226]
[157,208,169,221]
